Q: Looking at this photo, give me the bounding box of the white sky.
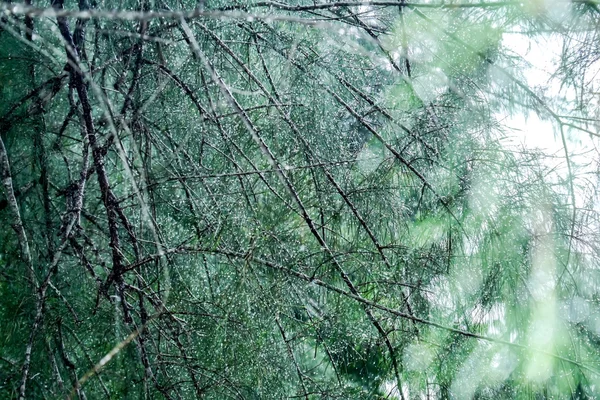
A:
[498,31,599,208]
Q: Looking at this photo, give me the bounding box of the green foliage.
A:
[1,0,600,399]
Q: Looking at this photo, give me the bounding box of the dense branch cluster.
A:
[1,0,600,399]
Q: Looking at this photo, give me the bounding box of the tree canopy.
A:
[1,0,600,398]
